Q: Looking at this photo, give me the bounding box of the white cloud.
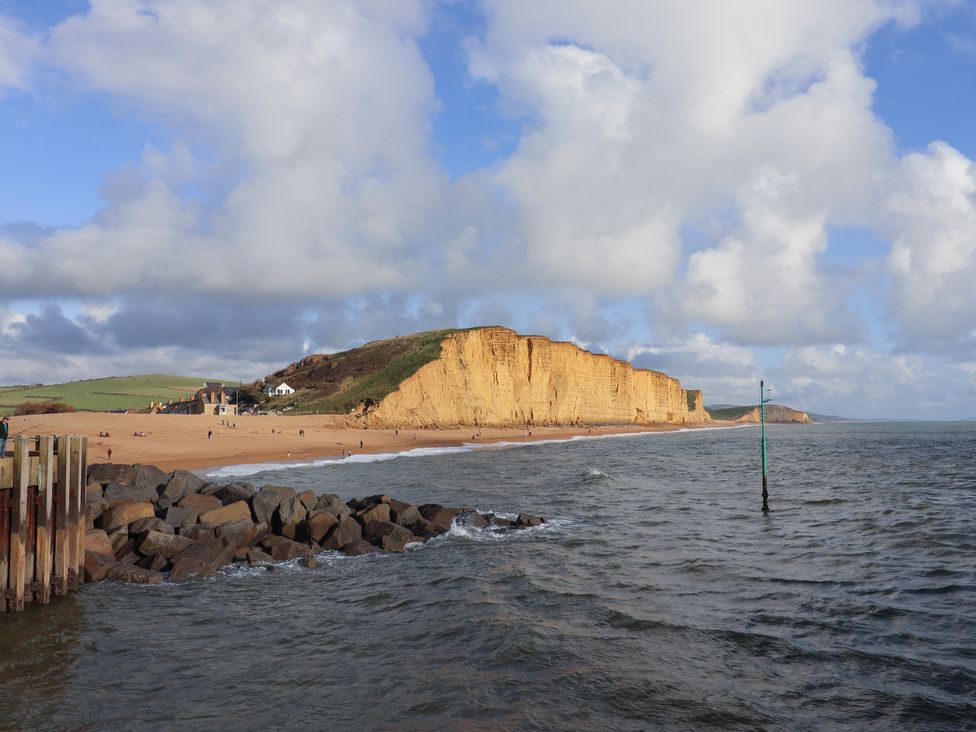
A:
[1,0,974,419]
[0,16,37,93]
[0,0,445,298]
[884,141,976,349]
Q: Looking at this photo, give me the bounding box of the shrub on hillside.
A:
[14,401,78,416]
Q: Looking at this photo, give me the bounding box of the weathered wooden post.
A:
[8,437,30,612]
[53,435,71,596]
[67,435,82,591]
[35,435,55,604]
[75,435,87,586]
[760,380,771,513]
[0,458,10,611]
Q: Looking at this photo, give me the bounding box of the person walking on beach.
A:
[0,416,9,456]
[208,430,213,440]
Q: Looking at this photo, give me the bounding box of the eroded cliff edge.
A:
[365,327,710,428]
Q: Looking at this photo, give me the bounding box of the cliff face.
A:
[365,327,710,428]
[727,406,812,424]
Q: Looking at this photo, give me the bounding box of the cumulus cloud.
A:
[0,0,446,299]
[883,141,976,351]
[1,0,974,418]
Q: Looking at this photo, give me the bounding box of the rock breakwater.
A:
[84,463,546,584]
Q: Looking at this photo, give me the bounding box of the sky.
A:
[1,0,975,419]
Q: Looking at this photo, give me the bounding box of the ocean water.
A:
[1,422,974,731]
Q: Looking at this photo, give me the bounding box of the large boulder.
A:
[322,515,362,550]
[199,500,253,527]
[365,520,422,552]
[84,551,116,581]
[136,530,194,559]
[245,547,273,566]
[99,502,156,533]
[340,540,381,556]
[355,503,390,528]
[215,520,265,551]
[363,519,405,543]
[129,517,174,536]
[409,518,446,539]
[380,531,423,553]
[168,537,237,581]
[102,481,159,508]
[455,510,488,529]
[388,500,421,527]
[177,493,223,513]
[201,481,256,505]
[270,538,314,561]
[158,470,208,508]
[163,506,199,532]
[250,485,297,525]
[418,504,463,531]
[306,511,338,543]
[87,463,138,487]
[515,513,545,528]
[88,463,168,492]
[132,464,172,492]
[84,529,115,561]
[273,495,308,540]
[104,563,163,584]
[297,490,318,512]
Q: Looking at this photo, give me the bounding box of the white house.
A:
[264,382,295,397]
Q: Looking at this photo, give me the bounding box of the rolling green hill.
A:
[0,374,232,413]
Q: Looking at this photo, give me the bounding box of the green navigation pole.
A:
[760,380,771,512]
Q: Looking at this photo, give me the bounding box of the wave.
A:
[207,423,751,478]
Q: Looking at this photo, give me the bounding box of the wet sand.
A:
[2,412,721,473]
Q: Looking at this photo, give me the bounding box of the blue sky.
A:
[1,1,975,419]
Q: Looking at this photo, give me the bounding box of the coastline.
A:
[3,412,737,474]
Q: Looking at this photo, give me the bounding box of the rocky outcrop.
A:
[365,327,709,428]
[707,405,813,424]
[84,463,547,584]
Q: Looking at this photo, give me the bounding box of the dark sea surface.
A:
[1,422,975,731]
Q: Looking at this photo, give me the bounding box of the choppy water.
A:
[2,422,975,731]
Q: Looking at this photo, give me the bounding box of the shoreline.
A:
[3,412,740,474]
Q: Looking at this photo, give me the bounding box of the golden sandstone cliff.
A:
[364,327,710,428]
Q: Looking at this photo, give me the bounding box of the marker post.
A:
[760,380,771,512]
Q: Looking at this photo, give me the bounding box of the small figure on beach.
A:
[299,429,305,437]
[107,447,113,461]
[395,429,398,436]
[359,440,363,449]
[208,430,213,440]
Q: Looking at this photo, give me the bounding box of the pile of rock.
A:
[84,463,546,584]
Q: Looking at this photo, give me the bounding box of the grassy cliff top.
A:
[0,374,230,413]
[263,329,463,414]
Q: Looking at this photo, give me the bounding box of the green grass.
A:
[298,329,459,414]
[0,374,232,413]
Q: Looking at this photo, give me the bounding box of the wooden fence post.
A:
[53,435,71,597]
[8,437,30,612]
[24,438,37,602]
[35,436,54,604]
[65,436,82,591]
[75,436,87,587]
[0,487,8,612]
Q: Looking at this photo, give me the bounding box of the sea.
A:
[1,422,974,731]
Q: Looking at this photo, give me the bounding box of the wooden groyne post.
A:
[1,435,87,613]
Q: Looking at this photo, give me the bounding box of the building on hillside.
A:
[264,382,295,397]
[155,383,238,416]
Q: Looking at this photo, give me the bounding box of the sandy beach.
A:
[2,412,710,473]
